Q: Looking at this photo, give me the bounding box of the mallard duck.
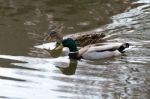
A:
[42,30,106,57]
[55,38,130,60]
[45,30,106,47]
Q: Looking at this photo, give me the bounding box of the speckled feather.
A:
[65,32,106,47]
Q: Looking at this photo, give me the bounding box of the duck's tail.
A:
[118,43,130,53]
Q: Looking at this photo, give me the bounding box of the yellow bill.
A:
[54,43,64,50]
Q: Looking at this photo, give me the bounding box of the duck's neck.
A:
[68,44,78,52]
[62,38,79,59]
[68,52,78,59]
[68,45,80,59]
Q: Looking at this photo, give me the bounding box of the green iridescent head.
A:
[55,38,78,52]
[62,38,78,52]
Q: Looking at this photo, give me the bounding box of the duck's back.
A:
[66,32,105,47]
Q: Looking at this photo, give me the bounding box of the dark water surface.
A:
[0,0,150,99]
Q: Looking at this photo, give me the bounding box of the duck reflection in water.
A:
[56,53,78,75]
[56,54,78,75]
[0,54,78,75]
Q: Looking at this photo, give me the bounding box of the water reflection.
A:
[0,54,78,75]
[0,54,78,98]
[0,0,150,99]
[56,58,78,75]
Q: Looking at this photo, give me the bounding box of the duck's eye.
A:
[49,31,57,36]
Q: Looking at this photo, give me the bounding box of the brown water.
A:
[0,0,150,99]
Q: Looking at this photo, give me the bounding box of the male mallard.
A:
[55,38,130,60]
[45,30,106,47]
